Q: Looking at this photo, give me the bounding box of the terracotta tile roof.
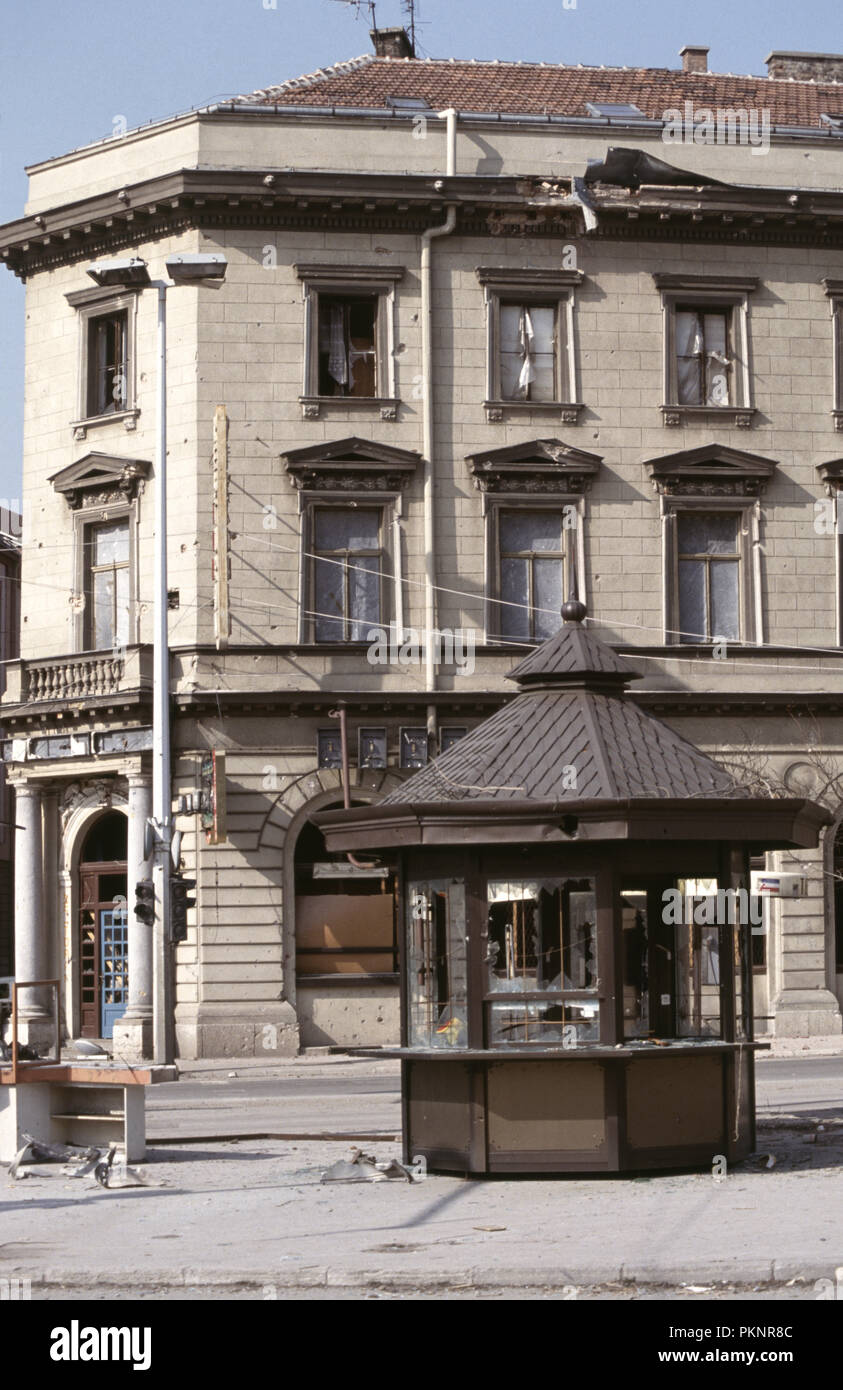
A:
[239,55,843,130]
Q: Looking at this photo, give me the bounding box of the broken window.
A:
[87,310,128,417]
[499,303,557,401]
[84,519,130,651]
[406,878,467,1048]
[484,878,598,1045]
[317,295,378,397]
[295,815,397,978]
[497,510,566,643]
[621,889,649,1038]
[675,306,732,406]
[677,511,740,642]
[674,879,723,1039]
[312,508,382,642]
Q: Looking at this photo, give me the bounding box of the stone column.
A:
[12,783,53,1046]
[771,846,842,1037]
[42,790,59,984]
[112,773,153,1060]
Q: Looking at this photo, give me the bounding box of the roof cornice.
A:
[5,166,843,281]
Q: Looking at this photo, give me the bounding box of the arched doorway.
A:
[78,811,128,1038]
[294,803,398,1046]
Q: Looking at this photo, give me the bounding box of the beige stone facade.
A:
[2,42,842,1055]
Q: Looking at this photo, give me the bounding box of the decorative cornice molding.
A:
[295,262,405,284]
[48,452,151,509]
[466,437,601,494]
[5,168,843,280]
[475,266,584,289]
[652,272,760,293]
[647,442,776,496]
[281,435,422,492]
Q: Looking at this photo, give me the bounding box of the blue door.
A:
[100,906,128,1038]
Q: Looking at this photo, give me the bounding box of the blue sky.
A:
[0,0,840,499]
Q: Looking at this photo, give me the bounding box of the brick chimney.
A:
[766,51,843,81]
[679,45,710,73]
[371,26,415,59]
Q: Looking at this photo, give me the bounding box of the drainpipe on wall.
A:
[420,107,458,745]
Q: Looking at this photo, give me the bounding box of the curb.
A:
[12,1260,831,1292]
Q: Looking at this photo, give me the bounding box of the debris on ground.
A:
[321,1147,415,1183]
[94,1144,149,1190]
[9,1133,100,1179]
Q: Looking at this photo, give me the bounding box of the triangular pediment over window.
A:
[281,436,422,492]
[48,452,152,509]
[647,443,776,497]
[466,439,602,495]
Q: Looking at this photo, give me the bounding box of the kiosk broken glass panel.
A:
[406,879,467,1048]
[485,878,598,1044]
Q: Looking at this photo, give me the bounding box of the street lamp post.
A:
[87,252,227,1063]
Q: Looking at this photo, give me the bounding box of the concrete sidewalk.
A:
[2,1114,841,1295]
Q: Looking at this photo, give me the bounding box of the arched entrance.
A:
[78,811,128,1038]
[294,802,398,1047]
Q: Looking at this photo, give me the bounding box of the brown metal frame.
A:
[3,979,62,1083]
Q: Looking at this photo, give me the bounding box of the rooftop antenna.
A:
[401,0,418,54]
[330,0,379,29]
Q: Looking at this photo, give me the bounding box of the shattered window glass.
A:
[677,512,740,643]
[499,303,557,400]
[406,879,468,1048]
[674,879,723,1039]
[498,511,566,642]
[621,889,649,1039]
[317,295,377,397]
[85,520,130,651]
[313,508,381,642]
[675,306,731,406]
[485,878,598,1046]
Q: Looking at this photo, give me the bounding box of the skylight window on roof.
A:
[585,101,648,120]
[820,113,843,133]
[386,96,431,110]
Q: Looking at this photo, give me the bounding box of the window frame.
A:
[485,497,585,645]
[662,497,760,646]
[301,498,392,645]
[67,286,140,434]
[476,267,584,422]
[295,263,404,418]
[653,273,758,427]
[822,278,843,430]
[73,501,138,653]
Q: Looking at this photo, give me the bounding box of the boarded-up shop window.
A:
[295,817,397,977]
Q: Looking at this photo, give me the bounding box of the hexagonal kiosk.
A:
[315,605,829,1174]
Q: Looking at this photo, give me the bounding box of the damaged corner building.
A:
[0,33,842,1058]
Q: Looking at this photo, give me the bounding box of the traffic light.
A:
[134,879,154,926]
[170,875,196,944]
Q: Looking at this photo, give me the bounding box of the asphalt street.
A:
[144,1056,842,1141]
